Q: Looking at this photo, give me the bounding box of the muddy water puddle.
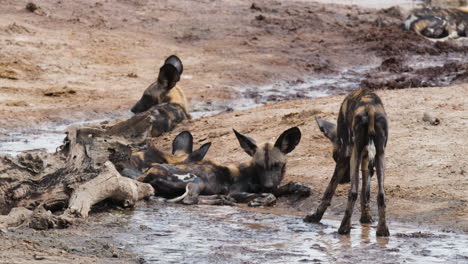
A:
[0,115,130,156]
[190,69,368,118]
[115,203,468,264]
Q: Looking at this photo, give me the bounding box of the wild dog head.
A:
[233,127,301,192]
[131,55,184,114]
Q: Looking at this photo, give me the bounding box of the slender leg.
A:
[375,153,390,236]
[338,147,360,234]
[304,157,349,223]
[360,152,373,224]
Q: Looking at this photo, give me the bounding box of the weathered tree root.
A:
[0,205,73,230]
[66,161,154,218]
[0,110,172,229]
[0,207,33,229]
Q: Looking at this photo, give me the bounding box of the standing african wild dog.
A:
[137,127,311,206]
[405,7,468,39]
[130,55,190,136]
[304,89,390,237]
[119,131,211,179]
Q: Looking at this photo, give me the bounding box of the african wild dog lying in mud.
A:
[304,89,390,237]
[118,131,211,179]
[130,55,190,136]
[405,7,468,39]
[137,127,311,206]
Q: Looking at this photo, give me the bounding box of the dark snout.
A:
[260,170,282,192]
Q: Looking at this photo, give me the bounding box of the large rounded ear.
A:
[233,129,257,156]
[274,127,301,154]
[172,131,193,155]
[185,142,211,162]
[315,117,337,143]
[158,64,180,90]
[164,55,183,75]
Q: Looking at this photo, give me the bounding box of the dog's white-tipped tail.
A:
[368,139,376,163]
[167,184,189,203]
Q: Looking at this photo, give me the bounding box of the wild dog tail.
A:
[367,106,377,176]
[166,184,189,203]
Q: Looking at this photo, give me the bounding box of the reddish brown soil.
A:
[1,0,467,131]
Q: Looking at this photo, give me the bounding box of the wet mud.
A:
[116,203,468,264]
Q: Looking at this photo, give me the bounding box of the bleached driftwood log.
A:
[67,161,154,218]
[0,112,166,229]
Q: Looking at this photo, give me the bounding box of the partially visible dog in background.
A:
[405,7,468,40]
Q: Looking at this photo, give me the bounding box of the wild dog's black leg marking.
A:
[228,192,262,203]
[248,193,276,207]
[375,152,390,237]
[198,195,236,206]
[304,158,349,223]
[274,181,311,198]
[226,191,276,206]
[338,147,361,234]
[360,152,373,224]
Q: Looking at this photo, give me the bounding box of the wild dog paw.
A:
[376,225,390,237]
[248,193,276,207]
[303,213,321,223]
[338,223,351,235]
[359,211,373,224]
[182,196,198,205]
[289,181,312,197]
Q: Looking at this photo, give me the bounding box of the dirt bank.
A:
[1,0,467,131]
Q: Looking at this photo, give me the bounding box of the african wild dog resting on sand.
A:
[119,131,211,179]
[137,127,311,206]
[304,89,390,237]
[130,55,190,136]
[405,7,468,39]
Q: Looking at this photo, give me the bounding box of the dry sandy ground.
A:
[1,0,467,131]
[0,0,467,263]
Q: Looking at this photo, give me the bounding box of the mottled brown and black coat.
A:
[405,7,468,39]
[131,55,190,136]
[305,89,390,237]
[137,127,311,206]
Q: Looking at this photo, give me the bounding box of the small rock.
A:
[250,3,262,11]
[255,14,265,21]
[26,2,38,12]
[33,254,45,260]
[422,112,440,126]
